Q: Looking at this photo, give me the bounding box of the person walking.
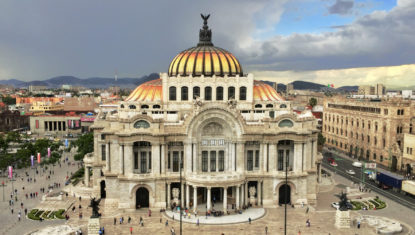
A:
[265,226,268,234]
[128,216,131,223]
[18,213,21,221]
[130,227,133,234]
[114,218,116,225]
[357,220,361,229]
[197,218,199,226]
[248,217,251,224]
[165,219,169,226]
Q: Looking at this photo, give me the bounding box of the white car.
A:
[330,162,338,167]
[352,162,362,168]
[346,169,356,175]
[331,202,340,209]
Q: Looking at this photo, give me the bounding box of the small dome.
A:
[253,81,284,101]
[168,14,243,77]
[126,79,162,102]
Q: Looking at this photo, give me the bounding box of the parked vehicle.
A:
[346,169,356,175]
[330,162,338,167]
[352,162,363,168]
[375,169,404,191]
[402,180,415,196]
[331,202,340,209]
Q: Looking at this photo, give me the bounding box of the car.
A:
[330,162,338,167]
[331,202,340,209]
[352,161,362,168]
[346,169,356,175]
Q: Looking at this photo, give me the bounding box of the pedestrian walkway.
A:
[165,207,265,224]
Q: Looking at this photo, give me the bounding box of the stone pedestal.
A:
[88,217,101,235]
[335,209,351,229]
[249,197,257,206]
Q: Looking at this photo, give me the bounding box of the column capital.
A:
[206,186,211,190]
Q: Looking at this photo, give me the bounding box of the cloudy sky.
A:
[0,0,414,88]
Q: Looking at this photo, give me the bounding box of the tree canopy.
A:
[72,132,94,161]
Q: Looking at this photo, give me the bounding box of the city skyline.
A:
[0,0,414,88]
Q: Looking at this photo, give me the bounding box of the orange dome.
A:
[253,81,284,101]
[126,79,162,102]
[168,46,243,77]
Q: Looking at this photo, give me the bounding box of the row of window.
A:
[169,86,247,101]
[324,115,387,132]
[327,103,382,114]
[327,139,386,162]
[325,129,386,148]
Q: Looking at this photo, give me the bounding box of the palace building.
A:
[83,16,321,212]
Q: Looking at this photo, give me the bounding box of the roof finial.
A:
[198,14,213,46]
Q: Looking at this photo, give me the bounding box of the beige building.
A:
[83,18,322,212]
[403,133,415,172]
[358,84,385,96]
[323,96,415,172]
[29,115,82,136]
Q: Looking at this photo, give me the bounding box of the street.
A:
[322,149,415,210]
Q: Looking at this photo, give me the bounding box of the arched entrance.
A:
[406,164,412,175]
[278,184,291,205]
[136,187,149,208]
[391,156,398,172]
[100,180,106,198]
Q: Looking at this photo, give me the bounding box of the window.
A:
[255,150,259,168]
[210,151,216,172]
[153,105,161,109]
[167,152,171,169]
[228,86,235,99]
[173,151,179,172]
[373,153,377,160]
[239,86,247,100]
[367,135,370,143]
[169,86,176,101]
[134,120,150,129]
[205,86,212,100]
[383,124,387,132]
[375,122,378,132]
[279,119,294,127]
[140,152,147,173]
[120,104,124,108]
[380,155,383,162]
[383,138,386,148]
[181,86,188,101]
[193,86,200,99]
[278,150,284,171]
[247,150,253,171]
[202,151,208,172]
[255,104,262,108]
[219,151,224,171]
[375,137,377,146]
[101,145,106,161]
[216,86,224,100]
[266,104,273,108]
[129,105,136,109]
[269,111,275,118]
[384,109,388,115]
[141,105,149,109]
[134,152,138,169]
[280,104,287,108]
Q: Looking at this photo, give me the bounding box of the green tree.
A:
[309,97,317,107]
[2,95,16,105]
[318,132,326,150]
[6,131,21,143]
[73,133,94,161]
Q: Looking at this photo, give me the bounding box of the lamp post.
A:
[180,157,182,235]
[1,181,6,202]
[284,152,288,235]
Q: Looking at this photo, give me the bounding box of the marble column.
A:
[181,183,184,207]
[167,183,171,209]
[161,144,166,174]
[259,143,264,172]
[192,143,197,172]
[85,166,90,187]
[186,184,190,209]
[185,143,192,174]
[223,187,228,213]
[236,186,240,209]
[193,186,198,212]
[207,187,211,211]
[236,142,245,173]
[294,142,303,172]
[245,181,249,206]
[269,143,276,171]
[241,184,244,207]
[124,143,133,175]
[105,143,110,171]
[258,181,262,206]
[119,145,124,175]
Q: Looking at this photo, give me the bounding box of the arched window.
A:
[255,104,262,108]
[216,86,224,100]
[134,120,150,128]
[239,86,247,100]
[280,104,287,108]
[278,119,294,127]
[204,86,212,100]
[266,104,273,108]
[269,111,275,118]
[152,105,161,109]
[193,86,200,99]
[169,86,176,101]
[141,105,149,109]
[228,86,235,99]
[181,86,188,101]
[120,104,124,108]
[129,105,136,109]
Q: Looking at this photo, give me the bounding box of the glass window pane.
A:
[202,151,208,172]
[210,151,216,172]
[219,151,224,171]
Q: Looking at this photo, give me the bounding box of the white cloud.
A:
[252,64,415,89]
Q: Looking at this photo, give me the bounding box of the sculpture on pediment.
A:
[202,122,223,136]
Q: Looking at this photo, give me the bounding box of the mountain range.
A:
[0,75,358,92]
[0,73,159,89]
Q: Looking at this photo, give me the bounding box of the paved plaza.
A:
[1,152,415,235]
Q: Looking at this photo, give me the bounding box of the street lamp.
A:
[180,157,182,235]
[1,181,6,202]
[284,152,288,235]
